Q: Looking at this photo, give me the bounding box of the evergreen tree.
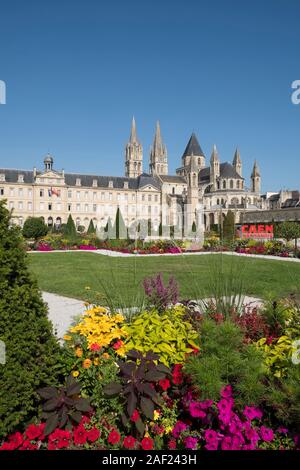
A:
[87,219,96,235]
[222,210,235,243]
[0,200,62,437]
[64,214,77,237]
[104,217,114,239]
[113,207,127,239]
[192,221,197,233]
[158,222,163,237]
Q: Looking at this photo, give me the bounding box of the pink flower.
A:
[221,436,233,450]
[217,399,232,414]
[172,421,188,438]
[204,429,218,442]
[184,436,198,450]
[243,406,263,421]
[189,401,206,419]
[198,399,213,410]
[90,343,101,351]
[205,441,219,450]
[260,426,274,442]
[168,439,177,450]
[221,385,232,399]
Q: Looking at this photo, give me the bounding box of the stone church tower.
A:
[251,160,261,193]
[125,117,143,178]
[187,154,200,229]
[210,144,220,191]
[149,121,168,175]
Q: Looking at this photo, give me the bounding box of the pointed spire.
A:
[210,144,219,163]
[251,160,260,177]
[153,120,162,149]
[182,133,204,159]
[149,120,168,175]
[233,148,241,165]
[129,116,138,143]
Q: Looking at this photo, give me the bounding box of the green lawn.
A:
[27,252,300,305]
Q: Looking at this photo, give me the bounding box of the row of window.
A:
[0,187,160,202]
[216,179,243,190]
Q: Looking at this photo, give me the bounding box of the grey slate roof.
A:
[199,162,243,183]
[0,168,161,190]
[159,175,187,184]
[182,133,205,158]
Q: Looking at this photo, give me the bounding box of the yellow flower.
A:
[82,359,92,369]
[144,431,150,438]
[153,410,160,421]
[85,286,91,291]
[72,371,79,378]
[102,353,110,359]
[165,426,173,434]
[63,335,72,341]
[93,358,100,366]
[75,347,83,358]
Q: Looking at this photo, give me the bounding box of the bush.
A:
[63,215,77,238]
[22,217,48,240]
[184,319,266,407]
[124,306,199,367]
[0,200,62,438]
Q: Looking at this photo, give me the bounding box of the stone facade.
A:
[0,119,264,234]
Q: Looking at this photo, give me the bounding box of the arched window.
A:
[230,180,234,189]
[217,180,220,189]
[237,180,240,189]
[221,198,224,205]
[47,217,53,227]
[223,180,226,189]
[172,187,175,195]
[217,198,220,205]
[198,158,201,166]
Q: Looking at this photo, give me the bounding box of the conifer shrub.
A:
[63,214,77,238]
[0,200,63,438]
[184,318,266,408]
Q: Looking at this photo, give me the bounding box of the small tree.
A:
[104,217,114,240]
[87,219,96,235]
[113,207,127,239]
[277,221,300,253]
[192,221,197,233]
[22,217,48,240]
[222,210,235,243]
[64,214,77,238]
[0,200,62,437]
[158,222,163,237]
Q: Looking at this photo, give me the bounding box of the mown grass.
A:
[27,252,300,306]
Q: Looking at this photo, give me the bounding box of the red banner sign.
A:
[238,224,274,239]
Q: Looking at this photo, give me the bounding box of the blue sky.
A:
[0,0,299,191]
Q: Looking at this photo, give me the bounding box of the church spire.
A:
[149,121,168,175]
[233,148,242,176]
[251,160,261,193]
[125,117,143,178]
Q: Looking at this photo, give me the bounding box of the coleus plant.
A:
[38,375,92,435]
[104,350,171,435]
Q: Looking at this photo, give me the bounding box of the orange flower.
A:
[75,347,83,358]
[102,353,110,359]
[82,359,92,369]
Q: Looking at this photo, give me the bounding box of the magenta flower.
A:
[172,421,188,438]
[184,436,198,450]
[204,430,218,442]
[243,406,263,421]
[189,402,206,419]
[221,385,232,399]
[205,441,219,450]
[260,426,274,442]
[217,399,232,413]
[277,427,288,434]
[198,399,213,410]
[244,426,260,445]
[221,436,233,450]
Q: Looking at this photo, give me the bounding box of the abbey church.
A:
[0,118,262,233]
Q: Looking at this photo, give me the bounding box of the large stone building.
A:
[0,119,262,235]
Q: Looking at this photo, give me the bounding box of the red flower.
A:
[87,427,100,443]
[25,424,43,441]
[19,439,37,451]
[0,441,15,451]
[7,432,23,450]
[123,436,136,449]
[130,409,140,422]
[73,425,88,446]
[48,429,72,450]
[168,439,177,450]
[159,378,171,391]
[172,364,183,385]
[108,430,121,445]
[141,437,154,450]
[90,343,101,351]
[113,340,123,350]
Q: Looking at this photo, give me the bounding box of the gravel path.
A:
[30,249,300,262]
[42,291,263,340]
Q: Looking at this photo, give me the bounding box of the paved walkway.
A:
[42,291,263,340]
[30,249,300,262]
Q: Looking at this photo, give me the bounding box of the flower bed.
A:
[2,276,300,451]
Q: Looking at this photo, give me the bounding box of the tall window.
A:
[223,180,226,189]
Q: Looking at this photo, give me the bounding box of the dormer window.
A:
[76,178,81,186]
[92,179,97,187]
[124,181,128,189]
[18,174,24,183]
[108,180,113,188]
[0,173,5,182]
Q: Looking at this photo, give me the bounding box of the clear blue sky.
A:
[0,0,299,192]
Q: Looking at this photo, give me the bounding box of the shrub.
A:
[0,200,62,438]
[124,306,199,367]
[22,217,48,240]
[222,210,235,244]
[184,319,266,407]
[63,215,77,238]
[87,219,96,235]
